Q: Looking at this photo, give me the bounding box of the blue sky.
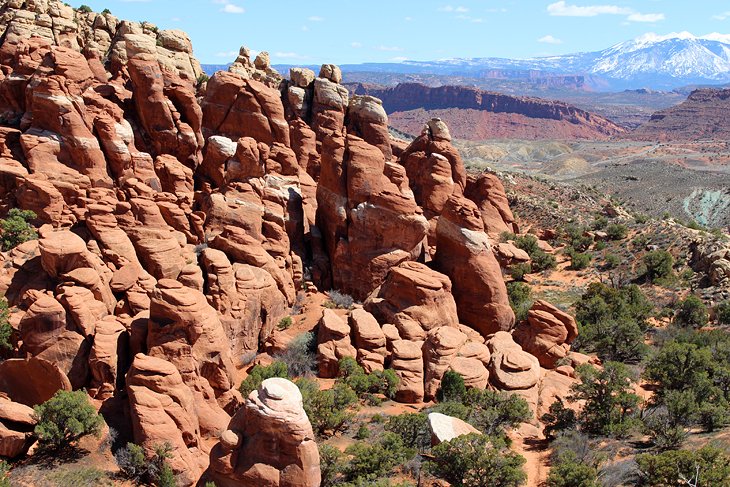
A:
[78,1,730,64]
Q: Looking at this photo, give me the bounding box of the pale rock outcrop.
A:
[347,95,392,160]
[428,412,481,445]
[209,378,320,487]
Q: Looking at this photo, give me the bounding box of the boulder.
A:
[349,308,387,373]
[316,309,356,378]
[0,357,72,406]
[390,339,424,403]
[464,172,519,236]
[423,327,468,401]
[513,300,579,368]
[487,332,540,390]
[428,412,481,445]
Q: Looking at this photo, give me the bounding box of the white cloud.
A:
[351,42,363,48]
[404,16,413,21]
[547,1,663,23]
[713,11,730,21]
[538,35,563,44]
[439,5,469,13]
[308,16,324,21]
[627,12,665,22]
[213,0,244,14]
[390,56,408,62]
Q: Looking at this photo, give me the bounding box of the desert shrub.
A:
[156,463,176,487]
[594,240,607,251]
[385,412,430,451]
[320,444,343,487]
[514,234,556,272]
[0,460,9,487]
[563,224,593,252]
[604,253,620,269]
[506,281,532,322]
[569,362,641,438]
[605,224,628,241]
[541,399,577,440]
[115,442,148,482]
[591,216,608,230]
[343,433,415,483]
[0,297,12,352]
[642,250,674,282]
[239,361,288,397]
[500,231,517,242]
[298,378,358,436]
[547,450,599,487]
[196,73,210,86]
[116,442,175,486]
[462,389,531,437]
[78,4,93,13]
[337,357,399,399]
[568,251,591,271]
[325,290,355,309]
[635,445,730,486]
[509,262,532,281]
[642,389,700,449]
[102,8,111,14]
[273,332,316,377]
[673,294,708,328]
[34,389,104,450]
[437,370,467,403]
[427,433,526,487]
[573,282,652,363]
[277,316,292,330]
[1,209,37,251]
[354,424,370,440]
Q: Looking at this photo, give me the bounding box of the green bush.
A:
[507,281,532,322]
[569,362,641,438]
[573,282,652,363]
[320,444,343,487]
[337,357,399,399]
[0,297,12,351]
[437,370,466,403]
[591,216,608,231]
[273,332,316,377]
[673,295,708,328]
[277,316,292,330]
[1,209,37,251]
[541,399,577,440]
[568,251,591,271]
[546,450,599,487]
[78,4,93,13]
[636,445,730,486]
[514,235,556,272]
[462,389,531,437]
[0,460,9,487]
[298,378,358,436]
[33,390,104,449]
[605,224,628,240]
[384,412,430,451]
[343,433,415,483]
[239,361,288,397]
[102,8,111,14]
[509,262,532,281]
[643,250,674,282]
[428,433,526,487]
[603,253,620,269]
[115,442,175,486]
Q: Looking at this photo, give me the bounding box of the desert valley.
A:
[0,1,729,487]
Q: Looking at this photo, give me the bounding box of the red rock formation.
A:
[316,309,356,378]
[209,378,321,487]
[464,172,519,236]
[434,195,515,336]
[351,82,625,141]
[513,300,579,368]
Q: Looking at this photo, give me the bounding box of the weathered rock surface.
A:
[209,378,321,487]
[487,332,540,390]
[434,195,515,336]
[464,172,519,236]
[428,412,481,445]
[513,300,579,368]
[317,309,356,378]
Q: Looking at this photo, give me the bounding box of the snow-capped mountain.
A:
[398,32,730,90]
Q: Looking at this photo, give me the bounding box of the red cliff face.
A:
[627,88,730,141]
[349,82,626,140]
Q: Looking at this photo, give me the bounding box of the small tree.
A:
[546,450,599,487]
[643,250,674,282]
[717,300,730,325]
[437,370,466,402]
[541,399,577,440]
[673,295,709,328]
[507,281,532,322]
[319,444,343,487]
[78,4,93,13]
[605,223,628,241]
[0,460,9,487]
[33,390,104,450]
[343,433,415,483]
[463,389,531,437]
[428,433,527,487]
[569,362,641,437]
[384,412,431,451]
[0,297,12,352]
[239,361,288,397]
[636,445,730,486]
[1,209,37,251]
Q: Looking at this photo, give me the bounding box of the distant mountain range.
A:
[203,33,730,91]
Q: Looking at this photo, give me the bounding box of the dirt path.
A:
[512,432,551,487]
